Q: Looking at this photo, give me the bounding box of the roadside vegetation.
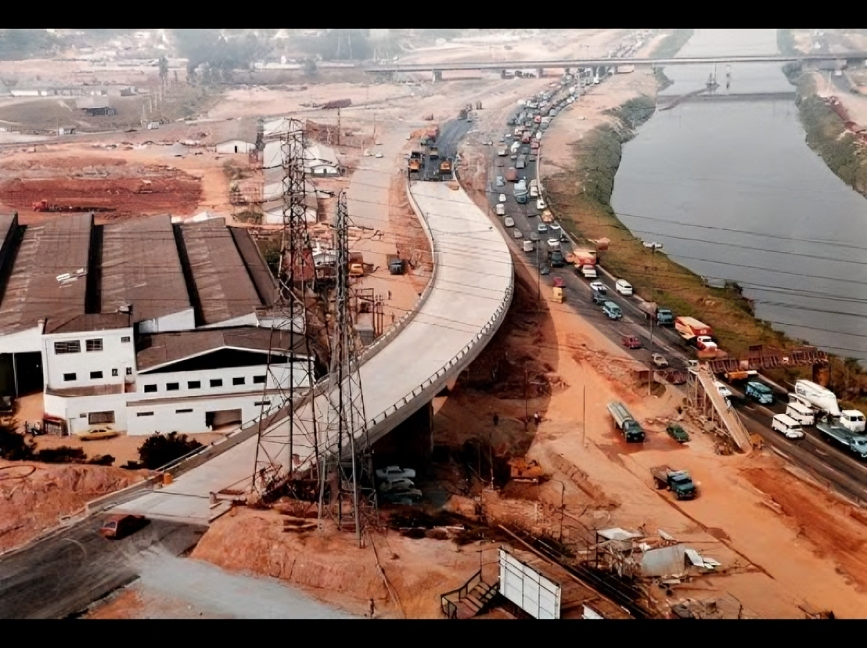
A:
[777,29,799,56]
[650,29,694,59]
[544,31,867,407]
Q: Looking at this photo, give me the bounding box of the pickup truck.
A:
[651,466,697,500]
[816,421,867,459]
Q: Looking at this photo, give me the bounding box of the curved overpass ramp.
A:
[108,179,513,524]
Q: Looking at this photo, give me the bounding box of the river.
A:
[610,29,867,361]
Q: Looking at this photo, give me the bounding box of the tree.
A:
[0,420,33,461]
[137,432,202,470]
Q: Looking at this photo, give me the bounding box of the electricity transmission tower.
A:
[252,118,321,504]
[317,191,377,546]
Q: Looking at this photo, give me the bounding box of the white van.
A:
[615,279,633,296]
[840,409,866,433]
[523,240,535,252]
[785,401,815,426]
[495,204,505,216]
[771,413,805,439]
[581,265,597,279]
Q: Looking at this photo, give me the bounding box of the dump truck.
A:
[638,301,674,326]
[32,199,115,213]
[509,458,545,483]
[607,401,645,443]
[408,151,423,173]
[439,158,452,175]
[816,420,867,459]
[387,254,404,275]
[429,146,439,159]
[571,247,597,267]
[651,466,697,500]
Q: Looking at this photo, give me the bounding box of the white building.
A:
[216,139,255,154]
[0,212,317,437]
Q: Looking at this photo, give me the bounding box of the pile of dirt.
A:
[192,507,484,618]
[0,162,202,216]
[0,459,144,553]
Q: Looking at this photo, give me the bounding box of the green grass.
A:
[650,29,694,59]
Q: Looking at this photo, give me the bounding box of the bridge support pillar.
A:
[432,69,443,82]
[372,401,434,476]
[500,69,507,79]
[537,68,544,78]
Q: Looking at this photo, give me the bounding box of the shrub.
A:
[0,421,33,461]
[137,432,203,470]
[33,446,87,464]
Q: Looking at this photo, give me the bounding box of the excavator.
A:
[32,199,115,213]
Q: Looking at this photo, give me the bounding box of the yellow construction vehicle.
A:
[508,458,545,483]
[439,158,452,175]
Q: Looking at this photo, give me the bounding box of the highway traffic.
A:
[478,82,867,505]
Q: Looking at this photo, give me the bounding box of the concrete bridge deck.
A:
[109,180,514,524]
[366,52,867,74]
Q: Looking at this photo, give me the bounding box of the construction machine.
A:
[439,158,452,175]
[408,151,423,173]
[508,458,545,483]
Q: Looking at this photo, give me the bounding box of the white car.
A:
[504,216,515,227]
[495,204,505,216]
[547,238,560,249]
[714,381,732,398]
[651,353,669,368]
[589,281,607,293]
[513,229,523,239]
[537,223,548,233]
[374,152,384,158]
[499,193,507,202]
[549,223,561,232]
[536,198,547,210]
[375,466,416,481]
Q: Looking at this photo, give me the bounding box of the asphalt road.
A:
[480,75,867,505]
[0,515,205,619]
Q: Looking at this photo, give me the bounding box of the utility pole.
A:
[581,383,586,447]
[337,107,341,146]
[646,243,663,396]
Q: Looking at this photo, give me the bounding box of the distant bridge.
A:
[365,53,867,75]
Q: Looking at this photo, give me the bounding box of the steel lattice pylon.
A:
[252,118,321,503]
[317,191,378,546]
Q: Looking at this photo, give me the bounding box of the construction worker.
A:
[534,411,541,426]
[387,290,392,300]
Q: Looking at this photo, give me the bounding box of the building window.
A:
[136,412,154,417]
[166,382,179,391]
[121,336,131,343]
[233,377,245,386]
[144,384,157,393]
[88,411,115,425]
[111,369,118,377]
[210,379,223,388]
[126,367,133,376]
[90,371,103,380]
[254,400,271,407]
[54,341,80,354]
[86,339,103,352]
[188,380,201,389]
[176,408,193,414]
[63,373,76,382]
[253,375,266,384]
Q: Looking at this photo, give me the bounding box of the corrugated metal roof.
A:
[228,227,278,307]
[44,312,132,334]
[101,215,191,324]
[0,213,92,335]
[640,544,689,578]
[180,219,264,326]
[136,326,307,371]
[597,527,642,541]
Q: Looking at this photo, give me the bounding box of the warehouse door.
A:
[206,409,242,429]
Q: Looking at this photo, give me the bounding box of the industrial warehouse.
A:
[0,211,313,436]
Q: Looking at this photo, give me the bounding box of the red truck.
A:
[505,167,518,182]
[674,316,712,339]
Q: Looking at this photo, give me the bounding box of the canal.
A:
[610,29,867,361]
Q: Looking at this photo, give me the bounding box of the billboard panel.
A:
[498,548,561,619]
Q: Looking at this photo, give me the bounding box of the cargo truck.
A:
[637,301,674,326]
[505,167,518,183]
[816,421,867,459]
[651,466,697,500]
[607,401,645,442]
[675,316,712,339]
[514,179,529,204]
[792,379,841,418]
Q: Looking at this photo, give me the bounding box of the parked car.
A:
[495,204,505,216]
[499,193,507,203]
[666,423,690,443]
[537,223,548,233]
[504,217,515,227]
[513,229,523,239]
[100,514,149,540]
[496,175,505,187]
[375,466,416,481]
[547,238,560,250]
[651,353,669,368]
[529,231,540,241]
[549,223,561,232]
[589,281,607,293]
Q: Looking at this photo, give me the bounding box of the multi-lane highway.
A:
[484,82,867,505]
